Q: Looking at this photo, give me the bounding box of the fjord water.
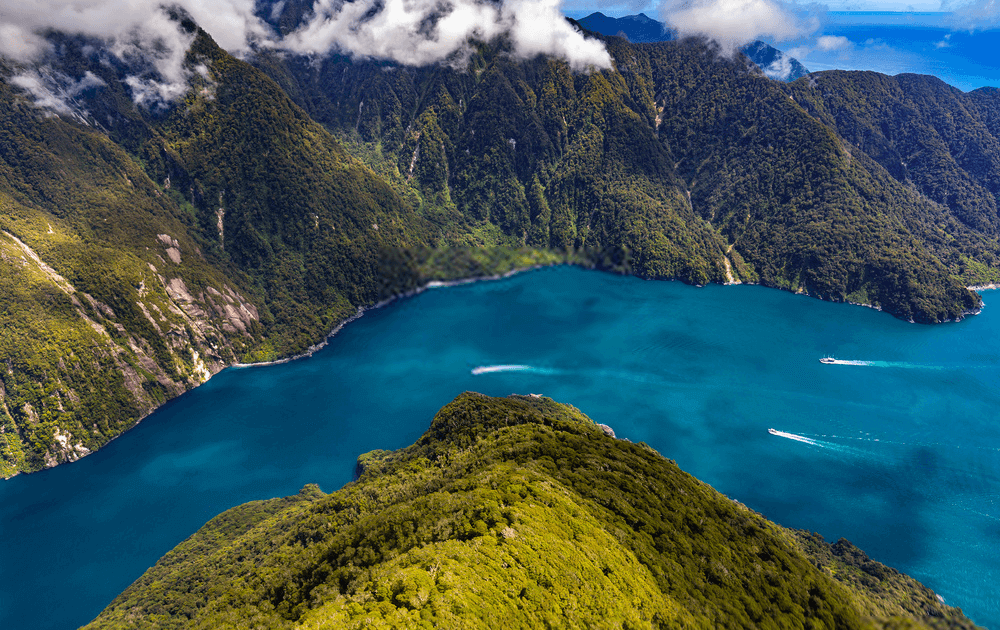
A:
[2,267,1000,629]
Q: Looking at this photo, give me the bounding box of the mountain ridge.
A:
[83,392,979,629]
[0,26,558,476]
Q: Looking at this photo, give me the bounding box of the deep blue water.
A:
[2,266,999,629]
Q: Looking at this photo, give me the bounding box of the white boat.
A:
[820,357,836,364]
[768,428,779,435]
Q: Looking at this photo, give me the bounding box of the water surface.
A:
[1,266,998,628]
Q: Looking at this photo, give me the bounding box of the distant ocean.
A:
[788,11,1000,91]
[564,9,1000,91]
[1,267,998,628]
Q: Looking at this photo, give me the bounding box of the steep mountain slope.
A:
[0,26,556,476]
[576,11,671,43]
[0,74,266,475]
[254,34,984,322]
[742,40,811,81]
[790,72,1000,239]
[85,393,977,629]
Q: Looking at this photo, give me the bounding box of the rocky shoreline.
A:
[231,264,554,369]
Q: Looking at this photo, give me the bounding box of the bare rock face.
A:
[158,233,182,264]
[0,229,268,476]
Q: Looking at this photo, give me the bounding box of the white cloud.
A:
[817,35,850,51]
[9,69,106,119]
[0,23,51,62]
[658,0,820,53]
[281,0,612,70]
[944,0,1000,30]
[0,1,259,107]
[763,55,794,80]
[2,0,612,113]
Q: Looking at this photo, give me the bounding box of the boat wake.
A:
[767,428,869,458]
[470,364,663,382]
[471,364,559,376]
[820,358,871,366]
[820,358,943,369]
[783,431,1000,454]
[768,428,823,447]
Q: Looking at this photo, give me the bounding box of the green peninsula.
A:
[85,393,977,629]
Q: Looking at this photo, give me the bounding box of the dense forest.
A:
[84,393,977,629]
[0,25,558,476]
[1,11,1000,476]
[251,18,992,322]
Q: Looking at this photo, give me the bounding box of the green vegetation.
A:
[253,34,992,323]
[85,393,978,629]
[4,19,1000,473]
[0,75,268,475]
[0,30,558,475]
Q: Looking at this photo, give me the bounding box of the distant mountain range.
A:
[576,12,811,81]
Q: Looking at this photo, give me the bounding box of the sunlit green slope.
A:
[0,26,557,476]
[85,393,977,629]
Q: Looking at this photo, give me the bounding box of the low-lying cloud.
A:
[283,0,611,70]
[816,34,850,51]
[659,0,819,53]
[2,0,611,114]
[9,69,106,119]
[0,1,248,111]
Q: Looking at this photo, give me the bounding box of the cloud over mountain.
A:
[658,0,819,53]
[282,0,611,70]
[1,0,610,113]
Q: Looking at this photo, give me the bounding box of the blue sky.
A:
[564,2,1000,91]
[776,12,1000,91]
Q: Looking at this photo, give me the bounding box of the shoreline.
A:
[968,283,1000,292]
[222,269,1000,369]
[231,264,553,369]
[2,265,552,481]
[6,264,984,481]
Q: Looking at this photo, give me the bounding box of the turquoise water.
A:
[2,266,999,629]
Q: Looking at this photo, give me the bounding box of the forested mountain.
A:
[252,32,987,322]
[576,12,671,43]
[84,393,977,629]
[2,10,1000,475]
[0,24,554,476]
[791,72,1000,237]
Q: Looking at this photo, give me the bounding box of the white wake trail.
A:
[824,359,871,366]
[794,432,1000,453]
[768,429,875,460]
[768,428,823,447]
[471,364,558,376]
[820,358,944,369]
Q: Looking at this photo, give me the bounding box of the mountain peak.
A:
[576,12,809,81]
